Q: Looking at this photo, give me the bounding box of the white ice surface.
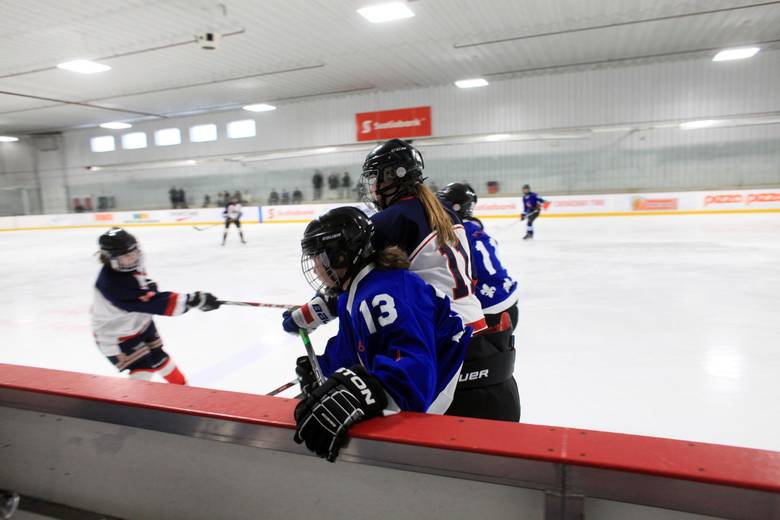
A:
[1,214,779,451]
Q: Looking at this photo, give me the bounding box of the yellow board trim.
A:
[2,208,779,231]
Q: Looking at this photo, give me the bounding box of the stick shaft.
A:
[217,300,294,309]
[266,377,300,396]
[298,329,325,385]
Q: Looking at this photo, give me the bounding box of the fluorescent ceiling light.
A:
[0,136,19,142]
[680,120,719,130]
[243,103,276,112]
[57,59,111,74]
[357,2,415,23]
[87,159,197,172]
[100,122,132,130]
[712,47,760,62]
[484,134,512,142]
[455,78,488,88]
[591,126,634,133]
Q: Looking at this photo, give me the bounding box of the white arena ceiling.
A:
[0,0,778,134]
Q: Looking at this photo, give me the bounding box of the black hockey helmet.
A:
[522,184,531,190]
[437,182,478,219]
[360,139,424,209]
[301,207,375,294]
[98,227,142,272]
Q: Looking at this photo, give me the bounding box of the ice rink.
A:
[2,213,779,451]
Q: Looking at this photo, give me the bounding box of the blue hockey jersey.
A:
[522,192,545,214]
[463,219,519,315]
[318,264,472,414]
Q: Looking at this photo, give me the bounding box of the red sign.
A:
[631,197,678,211]
[356,106,432,142]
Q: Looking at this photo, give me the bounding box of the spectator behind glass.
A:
[341,171,352,199]
[327,173,339,200]
[292,187,303,204]
[312,170,324,200]
[281,189,290,205]
[269,188,280,205]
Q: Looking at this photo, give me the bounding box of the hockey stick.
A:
[218,300,296,309]
[299,329,325,386]
[266,377,300,396]
[193,223,221,231]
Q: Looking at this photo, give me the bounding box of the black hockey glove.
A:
[295,356,317,396]
[294,365,387,462]
[186,291,221,311]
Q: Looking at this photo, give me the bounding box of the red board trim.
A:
[1,363,778,493]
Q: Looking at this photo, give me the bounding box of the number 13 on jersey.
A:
[359,294,398,334]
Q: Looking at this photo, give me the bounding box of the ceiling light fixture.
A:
[455,78,489,88]
[712,47,760,62]
[357,2,415,23]
[0,136,19,142]
[484,134,512,141]
[100,122,132,130]
[56,59,111,74]
[679,120,720,130]
[243,103,277,112]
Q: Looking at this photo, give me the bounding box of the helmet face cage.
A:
[299,208,375,294]
[301,251,340,295]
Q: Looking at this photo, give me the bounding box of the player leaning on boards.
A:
[91,228,222,384]
[521,184,546,240]
[222,197,246,245]
[284,139,520,422]
[437,183,520,420]
[289,207,471,462]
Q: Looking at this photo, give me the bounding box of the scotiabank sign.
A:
[356,106,432,142]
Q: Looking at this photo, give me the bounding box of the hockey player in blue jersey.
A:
[521,184,545,240]
[287,207,472,462]
[438,182,521,420]
[284,140,529,422]
[92,228,221,384]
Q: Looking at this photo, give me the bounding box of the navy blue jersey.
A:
[318,265,471,414]
[92,265,187,355]
[463,219,519,315]
[522,192,545,214]
[369,197,485,330]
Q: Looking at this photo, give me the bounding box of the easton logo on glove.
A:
[335,367,376,405]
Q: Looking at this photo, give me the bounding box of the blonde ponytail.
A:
[414,184,458,247]
[375,246,411,270]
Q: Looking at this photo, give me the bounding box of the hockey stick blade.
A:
[193,224,220,231]
[266,377,300,396]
